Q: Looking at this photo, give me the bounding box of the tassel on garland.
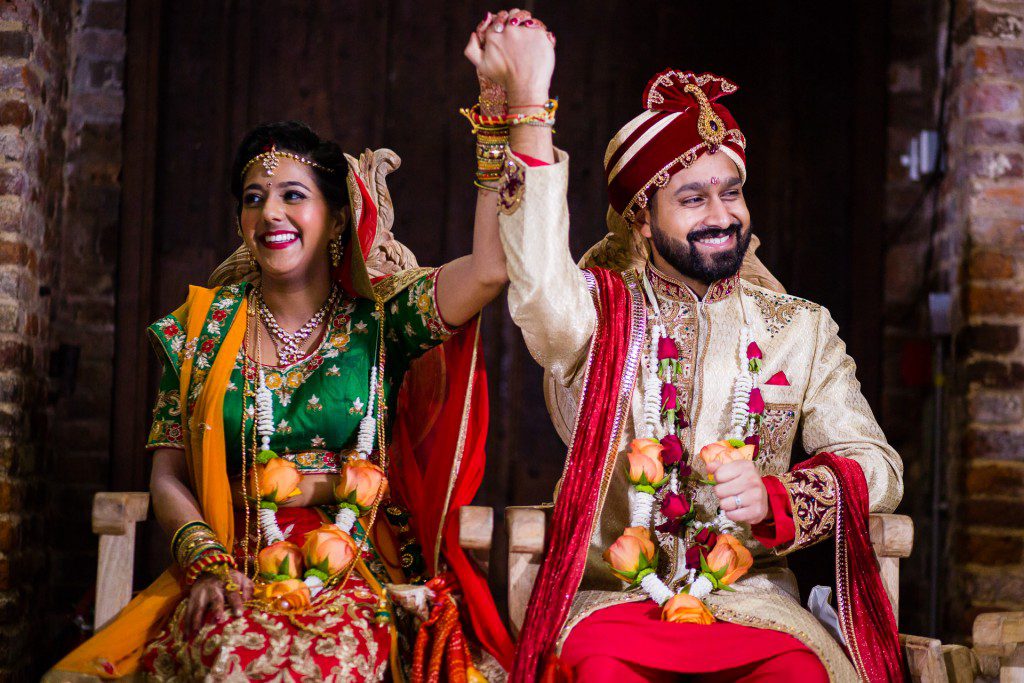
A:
[255,369,277,463]
[355,365,378,458]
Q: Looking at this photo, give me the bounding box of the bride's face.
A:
[239,157,340,283]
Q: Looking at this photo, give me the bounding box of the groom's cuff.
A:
[751,476,796,549]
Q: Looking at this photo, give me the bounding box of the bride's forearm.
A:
[150,448,206,537]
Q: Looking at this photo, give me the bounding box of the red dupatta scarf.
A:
[511,268,645,682]
[344,169,514,670]
[795,453,905,682]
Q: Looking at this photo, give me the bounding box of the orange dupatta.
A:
[51,286,246,678]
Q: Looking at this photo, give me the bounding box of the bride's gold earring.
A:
[329,238,342,267]
[237,217,258,271]
[245,244,258,271]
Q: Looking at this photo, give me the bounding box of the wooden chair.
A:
[506,506,985,683]
[46,493,495,682]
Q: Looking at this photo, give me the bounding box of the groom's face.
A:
[638,151,752,284]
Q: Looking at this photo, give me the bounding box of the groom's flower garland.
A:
[603,276,762,622]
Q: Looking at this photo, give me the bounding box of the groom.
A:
[470,14,905,683]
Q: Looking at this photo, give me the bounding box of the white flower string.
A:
[729,327,755,439]
[256,367,286,546]
[354,365,378,459]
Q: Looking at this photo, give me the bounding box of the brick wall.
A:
[947,0,1024,639]
[0,0,123,676]
[885,0,1024,643]
[0,0,72,677]
[47,0,123,632]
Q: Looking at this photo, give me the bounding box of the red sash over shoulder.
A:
[795,454,905,681]
[511,268,644,682]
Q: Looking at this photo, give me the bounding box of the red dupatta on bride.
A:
[341,163,514,671]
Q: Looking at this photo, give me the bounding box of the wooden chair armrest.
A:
[506,505,551,636]
[92,492,150,631]
[973,611,1024,656]
[458,505,493,575]
[900,634,949,682]
[868,513,913,558]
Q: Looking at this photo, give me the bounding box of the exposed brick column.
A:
[946,0,1024,638]
[47,0,124,625]
[0,1,72,678]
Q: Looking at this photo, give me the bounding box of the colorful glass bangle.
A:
[184,552,237,586]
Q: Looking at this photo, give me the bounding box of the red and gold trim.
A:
[775,465,838,555]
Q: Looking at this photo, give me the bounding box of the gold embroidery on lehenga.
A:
[776,465,838,555]
[145,580,388,681]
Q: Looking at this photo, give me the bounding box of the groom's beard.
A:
[650,219,752,284]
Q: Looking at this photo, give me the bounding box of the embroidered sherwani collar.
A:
[646,264,738,304]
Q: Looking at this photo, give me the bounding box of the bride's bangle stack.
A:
[172,520,236,585]
[460,98,558,192]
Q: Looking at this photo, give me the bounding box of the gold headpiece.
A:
[240,144,335,180]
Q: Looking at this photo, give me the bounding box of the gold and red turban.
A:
[604,70,747,224]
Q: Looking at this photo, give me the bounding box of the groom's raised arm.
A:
[498,153,597,387]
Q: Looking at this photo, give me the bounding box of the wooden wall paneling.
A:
[152,1,234,316]
[122,1,890,588]
[383,0,458,267]
[111,0,163,492]
[848,0,889,408]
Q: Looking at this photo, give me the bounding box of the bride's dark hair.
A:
[230,121,349,215]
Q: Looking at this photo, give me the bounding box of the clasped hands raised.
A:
[464,9,555,106]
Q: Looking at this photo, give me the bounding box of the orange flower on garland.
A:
[701,533,754,590]
[255,578,311,612]
[603,527,658,585]
[698,439,756,474]
[335,460,388,514]
[257,540,304,581]
[302,524,358,582]
[662,592,716,625]
[625,438,669,494]
[252,457,302,510]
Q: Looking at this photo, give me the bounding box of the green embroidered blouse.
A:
[145,268,454,476]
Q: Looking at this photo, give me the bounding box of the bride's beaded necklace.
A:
[255,285,340,365]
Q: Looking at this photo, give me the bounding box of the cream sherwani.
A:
[497,152,903,681]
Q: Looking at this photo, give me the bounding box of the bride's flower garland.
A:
[245,289,390,614]
[604,275,761,621]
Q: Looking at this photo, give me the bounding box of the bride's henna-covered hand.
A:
[183,568,254,634]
